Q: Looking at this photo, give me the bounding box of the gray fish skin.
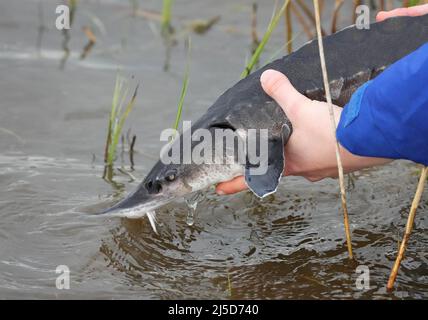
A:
[102,14,428,216]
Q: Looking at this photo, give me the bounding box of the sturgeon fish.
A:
[101,14,428,227]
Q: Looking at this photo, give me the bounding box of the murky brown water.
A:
[0,0,426,299]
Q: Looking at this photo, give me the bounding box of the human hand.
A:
[216,70,391,195]
[376,3,428,22]
[217,5,428,196]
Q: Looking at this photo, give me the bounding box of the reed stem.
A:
[172,38,191,134]
[251,3,260,56]
[298,0,325,35]
[285,3,293,53]
[331,0,344,34]
[241,0,290,78]
[313,0,353,259]
[387,166,428,290]
[290,2,313,39]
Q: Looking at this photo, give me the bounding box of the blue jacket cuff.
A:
[336,82,401,160]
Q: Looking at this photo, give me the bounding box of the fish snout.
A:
[98,169,180,216]
[98,182,158,216]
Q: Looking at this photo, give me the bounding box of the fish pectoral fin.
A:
[244,125,289,198]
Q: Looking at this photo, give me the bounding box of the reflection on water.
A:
[0,0,426,299]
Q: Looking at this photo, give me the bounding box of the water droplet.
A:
[185,192,203,226]
[186,212,194,226]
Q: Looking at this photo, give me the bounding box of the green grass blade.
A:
[105,74,139,168]
[408,0,421,7]
[105,75,122,164]
[108,85,138,165]
[161,0,173,36]
[266,30,302,63]
[117,85,139,140]
[241,0,290,78]
[172,38,191,133]
[109,75,121,129]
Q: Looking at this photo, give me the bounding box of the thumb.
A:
[376,11,389,22]
[377,4,428,22]
[260,69,308,115]
[376,8,405,22]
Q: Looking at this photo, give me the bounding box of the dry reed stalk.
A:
[297,0,326,35]
[285,2,293,53]
[313,0,353,259]
[251,3,260,55]
[331,0,344,34]
[387,166,428,290]
[319,0,326,17]
[80,26,96,60]
[290,2,314,39]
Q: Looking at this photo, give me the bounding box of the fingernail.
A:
[260,69,275,84]
[260,70,271,85]
[216,190,225,195]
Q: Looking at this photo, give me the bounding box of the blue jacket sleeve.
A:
[336,42,428,166]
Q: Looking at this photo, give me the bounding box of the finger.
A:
[260,69,308,115]
[216,176,247,195]
[376,8,408,22]
[376,4,428,22]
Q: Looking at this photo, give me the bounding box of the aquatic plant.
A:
[161,0,173,37]
[387,166,428,290]
[284,1,293,53]
[69,0,78,18]
[313,0,353,259]
[241,0,291,78]
[172,38,191,133]
[407,0,423,7]
[60,0,78,69]
[161,0,174,71]
[80,26,96,60]
[104,74,139,179]
[251,3,260,56]
[331,0,344,34]
[388,0,428,283]
[189,16,220,34]
[290,2,313,39]
[296,0,325,35]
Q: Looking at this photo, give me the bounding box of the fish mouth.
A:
[98,185,173,218]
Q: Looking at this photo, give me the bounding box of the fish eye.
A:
[165,173,176,182]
